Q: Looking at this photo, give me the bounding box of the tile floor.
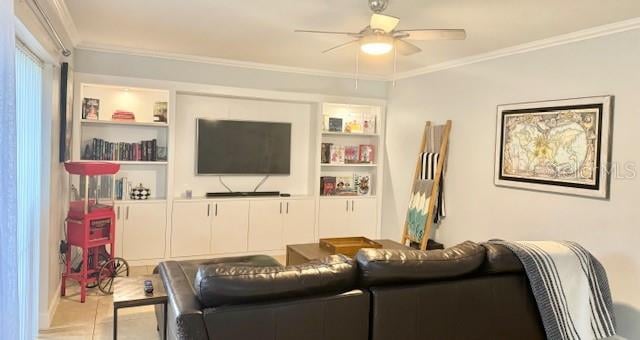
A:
[39,255,287,339]
[38,265,160,340]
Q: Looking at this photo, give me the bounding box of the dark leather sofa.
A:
[155,242,546,340]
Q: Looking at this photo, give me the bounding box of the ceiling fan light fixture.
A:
[360,35,393,55]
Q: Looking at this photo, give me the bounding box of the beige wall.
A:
[383,29,640,338]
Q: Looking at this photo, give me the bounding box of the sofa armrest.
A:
[158,261,208,340]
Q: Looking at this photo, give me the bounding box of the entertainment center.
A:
[71,73,385,265]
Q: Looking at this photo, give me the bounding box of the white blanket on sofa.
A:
[490,240,616,340]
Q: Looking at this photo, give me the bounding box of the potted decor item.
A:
[130,183,151,200]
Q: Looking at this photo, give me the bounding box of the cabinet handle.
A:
[215,203,218,217]
[352,200,355,212]
[126,206,130,220]
[280,202,283,214]
[117,206,120,219]
[286,202,289,214]
[346,200,349,212]
[207,204,210,217]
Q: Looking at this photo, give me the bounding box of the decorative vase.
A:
[130,183,150,200]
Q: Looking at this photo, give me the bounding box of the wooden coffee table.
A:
[113,275,167,340]
[286,239,410,265]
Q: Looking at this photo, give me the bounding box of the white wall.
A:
[174,94,313,197]
[73,48,388,100]
[383,29,640,338]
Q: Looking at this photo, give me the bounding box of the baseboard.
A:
[39,282,61,330]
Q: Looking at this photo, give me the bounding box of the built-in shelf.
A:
[78,160,168,165]
[321,163,377,168]
[81,119,168,128]
[114,198,167,204]
[321,131,379,137]
[319,195,376,199]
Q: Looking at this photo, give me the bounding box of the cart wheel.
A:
[87,252,110,289]
[97,257,129,295]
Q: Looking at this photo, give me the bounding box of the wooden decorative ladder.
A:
[401,120,452,250]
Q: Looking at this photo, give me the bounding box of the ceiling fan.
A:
[295,0,466,56]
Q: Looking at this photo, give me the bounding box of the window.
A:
[15,40,43,339]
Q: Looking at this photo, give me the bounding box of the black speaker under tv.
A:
[196,119,292,175]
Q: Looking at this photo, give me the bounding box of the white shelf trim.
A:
[81,119,168,128]
[321,131,379,137]
[321,163,377,167]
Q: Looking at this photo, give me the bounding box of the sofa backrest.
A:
[355,241,486,286]
[194,254,357,308]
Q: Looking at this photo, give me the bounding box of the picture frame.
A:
[494,96,613,198]
[59,62,73,162]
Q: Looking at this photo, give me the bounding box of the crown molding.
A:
[49,0,79,46]
[75,43,389,81]
[392,17,640,81]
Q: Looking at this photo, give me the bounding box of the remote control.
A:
[144,279,154,295]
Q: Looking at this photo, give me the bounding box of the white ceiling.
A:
[64,0,640,77]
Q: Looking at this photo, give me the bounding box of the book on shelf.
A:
[344,146,359,164]
[358,144,375,163]
[330,145,345,164]
[112,110,136,121]
[83,138,160,162]
[320,176,336,196]
[320,172,373,196]
[321,143,332,164]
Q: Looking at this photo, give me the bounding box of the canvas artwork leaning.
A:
[494,96,613,198]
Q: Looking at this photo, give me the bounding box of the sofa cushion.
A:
[480,243,524,274]
[194,254,357,308]
[356,241,485,286]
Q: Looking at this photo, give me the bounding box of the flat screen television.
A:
[196,119,292,175]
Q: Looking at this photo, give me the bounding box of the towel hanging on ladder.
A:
[419,152,446,223]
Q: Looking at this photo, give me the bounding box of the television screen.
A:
[196,119,291,175]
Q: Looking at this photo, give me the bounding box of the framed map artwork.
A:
[494,96,613,198]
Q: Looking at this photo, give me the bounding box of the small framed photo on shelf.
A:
[358,144,375,163]
[336,176,356,195]
[328,117,343,132]
[82,98,100,120]
[153,101,168,123]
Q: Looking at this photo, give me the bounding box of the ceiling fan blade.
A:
[370,13,400,33]
[322,40,359,54]
[395,39,422,56]
[295,29,361,37]
[396,29,467,40]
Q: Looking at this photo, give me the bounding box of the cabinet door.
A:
[350,198,378,239]
[248,200,284,251]
[171,201,211,257]
[211,201,249,254]
[283,199,316,245]
[122,202,167,260]
[318,199,352,238]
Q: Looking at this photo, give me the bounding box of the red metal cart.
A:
[62,162,129,302]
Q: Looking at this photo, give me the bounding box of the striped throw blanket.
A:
[419,152,445,223]
[490,241,616,340]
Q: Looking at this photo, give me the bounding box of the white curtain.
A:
[0,0,20,339]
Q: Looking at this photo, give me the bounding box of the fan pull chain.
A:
[354,48,360,89]
[393,40,397,87]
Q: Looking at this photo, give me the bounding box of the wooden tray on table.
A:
[319,237,382,257]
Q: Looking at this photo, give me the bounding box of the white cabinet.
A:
[249,198,316,251]
[171,201,211,257]
[211,201,249,254]
[318,197,377,239]
[248,200,284,251]
[115,202,166,261]
[283,199,316,245]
